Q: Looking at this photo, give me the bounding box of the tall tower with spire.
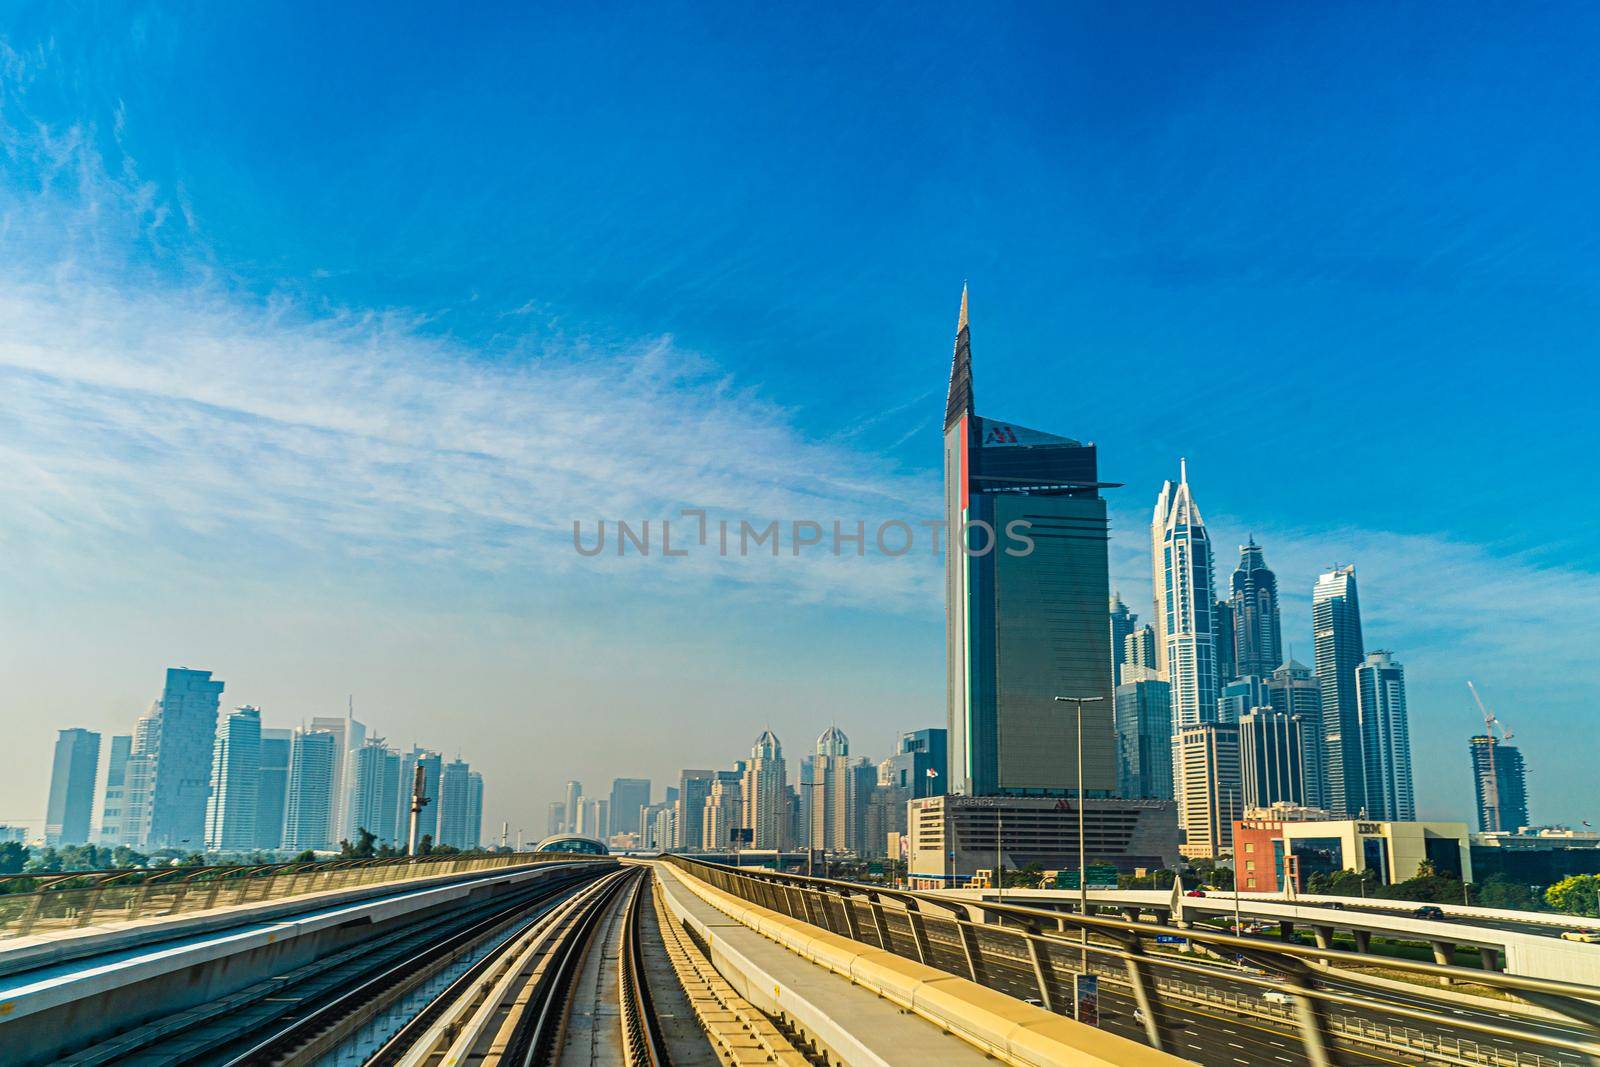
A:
[1150,462,1220,733]
[942,288,1118,798]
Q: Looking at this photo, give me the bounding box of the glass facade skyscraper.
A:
[608,778,652,837]
[1109,591,1136,687]
[1231,538,1283,678]
[45,728,101,847]
[1114,675,1173,800]
[438,758,474,849]
[1151,463,1219,732]
[1239,708,1308,811]
[146,667,226,850]
[1355,650,1415,821]
[349,740,402,845]
[204,706,261,852]
[255,728,292,849]
[944,288,1116,797]
[1266,659,1327,810]
[1313,566,1366,816]
[283,728,338,851]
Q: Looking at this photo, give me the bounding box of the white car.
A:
[1261,990,1293,1006]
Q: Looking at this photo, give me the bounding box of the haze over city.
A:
[4,2,1599,842]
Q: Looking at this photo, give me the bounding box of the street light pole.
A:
[1230,785,1242,943]
[1056,695,1104,972]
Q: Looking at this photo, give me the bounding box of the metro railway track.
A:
[56,865,606,1067]
[618,869,673,1067]
[57,863,692,1067]
[375,865,683,1067]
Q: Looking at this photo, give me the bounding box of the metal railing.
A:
[0,852,595,941]
[666,857,1600,1067]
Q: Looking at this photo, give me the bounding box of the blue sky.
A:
[2,3,1597,835]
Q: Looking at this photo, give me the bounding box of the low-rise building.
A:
[1280,819,1471,891]
[1470,828,1600,885]
[904,794,1180,890]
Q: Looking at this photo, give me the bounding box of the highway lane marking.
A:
[1163,998,1412,1066]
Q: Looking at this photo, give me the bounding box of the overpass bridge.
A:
[0,853,1595,1067]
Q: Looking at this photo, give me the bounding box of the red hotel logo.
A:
[983,424,1019,445]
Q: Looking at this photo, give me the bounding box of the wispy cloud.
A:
[0,92,942,613]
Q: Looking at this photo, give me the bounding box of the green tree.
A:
[23,847,63,873]
[293,850,317,863]
[339,828,378,860]
[1546,874,1600,916]
[0,842,27,875]
[1474,875,1546,912]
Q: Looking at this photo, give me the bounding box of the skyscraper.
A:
[1266,659,1327,810]
[574,797,609,840]
[674,771,715,852]
[1151,463,1219,732]
[943,288,1116,797]
[1109,591,1137,687]
[1174,723,1242,859]
[1313,566,1366,816]
[1239,709,1308,811]
[805,727,858,853]
[1231,538,1283,678]
[741,731,789,850]
[204,706,261,852]
[349,740,401,845]
[438,759,474,849]
[1214,597,1237,687]
[145,668,226,850]
[702,766,745,850]
[45,729,101,847]
[563,780,583,835]
[309,710,364,844]
[120,708,160,848]
[95,734,132,845]
[1123,624,1158,674]
[466,771,484,850]
[1355,650,1415,821]
[283,728,338,852]
[1114,672,1173,801]
[256,728,292,849]
[608,778,651,837]
[1217,675,1268,725]
[547,802,566,838]
[1469,735,1530,833]
[877,728,948,799]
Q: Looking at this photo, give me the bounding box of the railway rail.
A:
[56,865,604,1066]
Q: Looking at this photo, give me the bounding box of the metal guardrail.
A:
[666,857,1600,1067]
[0,852,592,940]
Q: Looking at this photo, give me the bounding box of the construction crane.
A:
[1468,681,1514,830]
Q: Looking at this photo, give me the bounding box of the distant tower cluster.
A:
[39,667,487,857]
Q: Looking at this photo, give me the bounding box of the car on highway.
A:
[1412,905,1446,920]
[1560,929,1600,943]
[1261,990,1293,1006]
[1185,889,1207,897]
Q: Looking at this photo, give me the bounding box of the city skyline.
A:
[3,6,1598,837]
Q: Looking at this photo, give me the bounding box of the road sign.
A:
[1155,934,1187,945]
[1055,863,1119,890]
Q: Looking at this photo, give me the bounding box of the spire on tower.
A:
[943,284,974,432]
